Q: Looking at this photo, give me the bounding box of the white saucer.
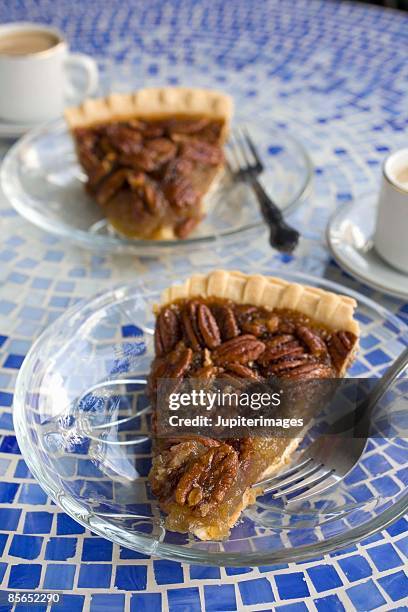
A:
[0,116,40,139]
[327,193,408,300]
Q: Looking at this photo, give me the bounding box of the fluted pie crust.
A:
[65,87,233,130]
[65,88,232,240]
[149,271,360,540]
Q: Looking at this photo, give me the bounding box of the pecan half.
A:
[154,307,181,356]
[96,169,129,205]
[212,335,265,365]
[224,363,262,381]
[258,340,304,365]
[181,140,224,165]
[281,362,334,380]
[213,305,240,340]
[296,326,328,358]
[264,354,311,375]
[175,443,238,516]
[104,124,143,155]
[164,177,198,210]
[181,301,202,351]
[197,304,221,349]
[328,331,356,372]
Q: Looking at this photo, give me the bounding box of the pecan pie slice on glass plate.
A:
[65,88,232,240]
[147,270,360,540]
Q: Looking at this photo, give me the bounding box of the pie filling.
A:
[147,296,358,539]
[72,116,226,240]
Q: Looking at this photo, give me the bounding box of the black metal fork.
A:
[227,128,300,252]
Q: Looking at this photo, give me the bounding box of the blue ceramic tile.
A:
[82,538,113,561]
[0,533,7,556]
[204,585,237,611]
[90,594,125,612]
[314,594,346,612]
[115,565,147,591]
[153,560,183,584]
[275,573,310,600]
[31,277,52,290]
[45,537,77,560]
[51,594,84,611]
[44,564,76,590]
[119,546,149,560]
[14,460,32,478]
[0,436,20,453]
[338,555,372,581]
[190,565,221,580]
[367,542,403,571]
[18,483,47,505]
[122,324,144,337]
[0,483,18,503]
[3,355,25,370]
[9,535,43,560]
[0,562,6,584]
[23,511,53,534]
[168,587,201,612]
[346,579,386,611]
[56,514,85,535]
[0,414,14,430]
[8,564,41,589]
[395,535,408,557]
[0,392,13,406]
[225,566,252,576]
[130,593,162,612]
[0,508,21,531]
[387,518,408,536]
[275,604,308,611]
[378,570,408,602]
[307,565,342,592]
[239,578,275,605]
[78,564,112,588]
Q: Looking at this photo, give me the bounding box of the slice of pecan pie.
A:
[65,88,232,240]
[148,270,360,540]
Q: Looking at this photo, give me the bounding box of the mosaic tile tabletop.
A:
[0,0,407,610]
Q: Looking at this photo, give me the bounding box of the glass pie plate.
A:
[1,119,312,256]
[13,266,408,566]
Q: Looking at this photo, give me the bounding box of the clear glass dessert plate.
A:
[1,119,312,256]
[13,266,408,566]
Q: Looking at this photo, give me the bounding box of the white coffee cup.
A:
[0,22,98,123]
[374,148,408,274]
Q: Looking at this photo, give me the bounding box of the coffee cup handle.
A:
[64,53,99,102]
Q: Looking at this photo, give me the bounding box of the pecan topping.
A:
[328,331,356,371]
[174,443,238,516]
[281,362,333,380]
[104,124,143,155]
[164,344,193,379]
[296,326,328,358]
[164,177,198,210]
[154,307,181,356]
[180,301,201,351]
[96,169,129,206]
[181,140,224,165]
[197,304,221,349]
[212,335,265,365]
[264,354,311,375]
[224,363,262,381]
[214,305,240,340]
[258,340,304,365]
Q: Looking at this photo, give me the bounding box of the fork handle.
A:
[250,178,300,253]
